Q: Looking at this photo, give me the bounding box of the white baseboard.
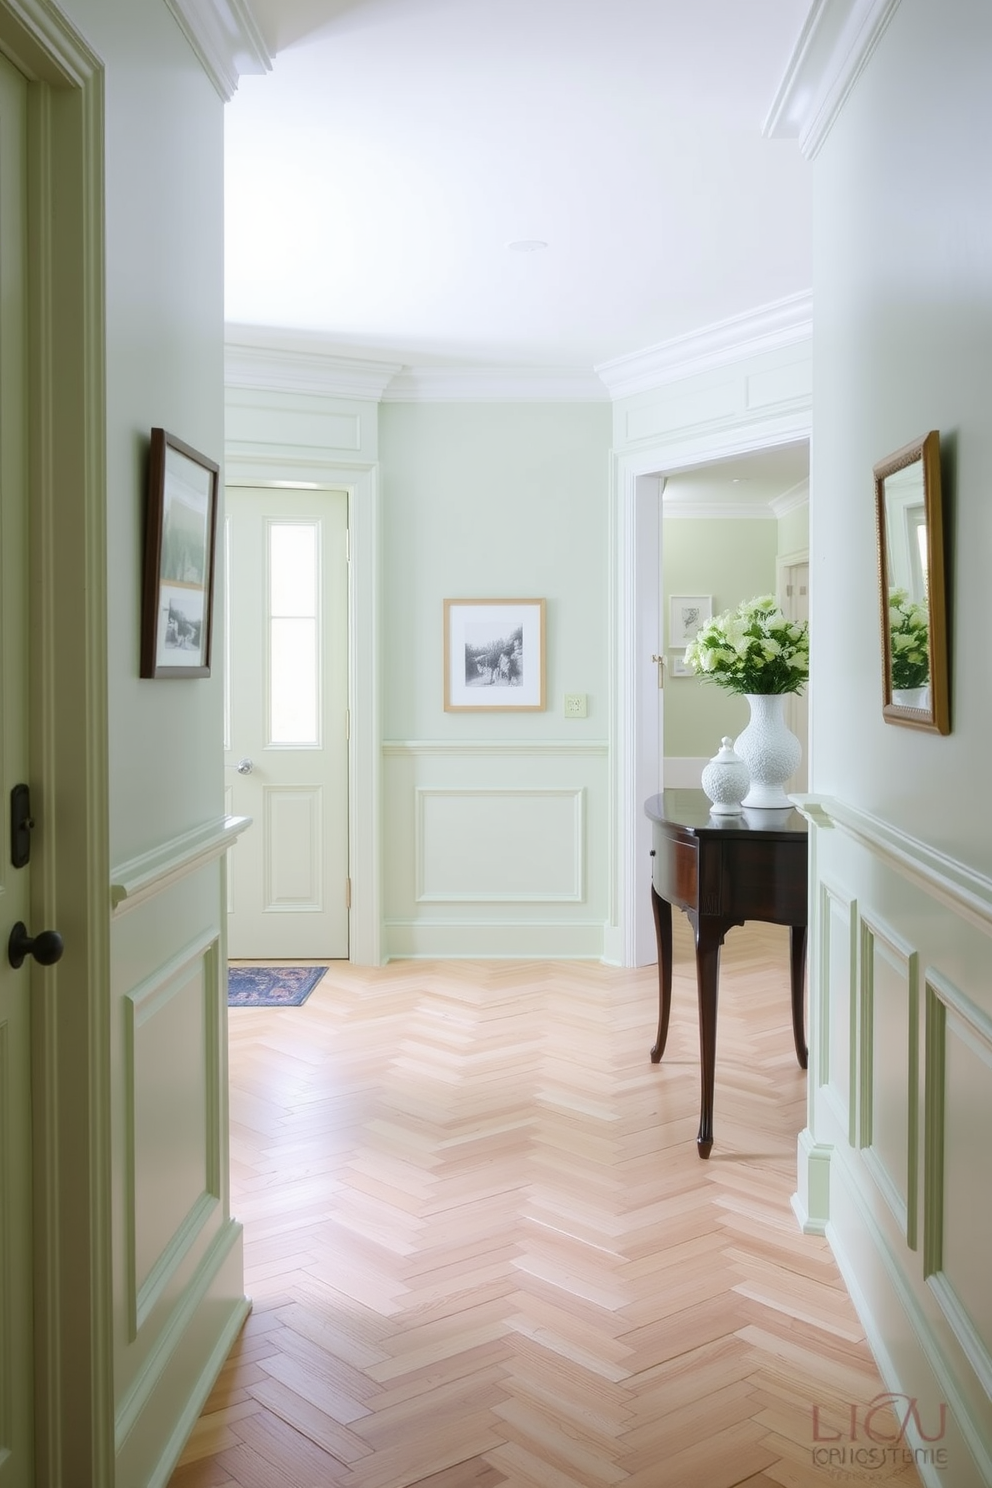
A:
[384,919,606,960]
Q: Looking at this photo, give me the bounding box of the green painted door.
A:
[0,47,34,1488]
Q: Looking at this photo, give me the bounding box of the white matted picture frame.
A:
[669,594,712,647]
[444,598,546,711]
[670,651,694,677]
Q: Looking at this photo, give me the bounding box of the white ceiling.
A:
[663,440,809,512]
[224,0,814,373]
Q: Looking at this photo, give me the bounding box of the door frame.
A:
[223,462,381,966]
[609,413,812,968]
[0,1,114,1480]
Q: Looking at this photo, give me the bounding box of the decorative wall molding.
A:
[769,479,810,518]
[0,0,101,85]
[111,815,251,914]
[763,0,903,160]
[225,335,402,401]
[123,934,221,1338]
[383,739,609,756]
[415,787,585,903]
[384,918,607,961]
[795,794,992,938]
[383,363,610,404]
[595,292,813,401]
[162,0,271,101]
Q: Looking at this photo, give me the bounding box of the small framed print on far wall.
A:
[444,598,546,711]
[670,651,694,677]
[668,594,712,647]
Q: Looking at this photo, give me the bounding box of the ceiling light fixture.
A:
[507,239,548,253]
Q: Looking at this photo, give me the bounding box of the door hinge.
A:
[345,708,351,740]
[345,877,352,909]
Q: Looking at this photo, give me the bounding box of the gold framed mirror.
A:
[874,430,949,734]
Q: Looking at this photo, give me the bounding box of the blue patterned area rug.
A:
[228,965,327,1008]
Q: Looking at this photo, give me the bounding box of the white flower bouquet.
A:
[888,587,929,690]
[683,594,809,695]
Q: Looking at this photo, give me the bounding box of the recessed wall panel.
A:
[126,942,220,1333]
[861,920,916,1244]
[934,995,992,1386]
[264,785,322,909]
[822,885,854,1133]
[416,788,583,902]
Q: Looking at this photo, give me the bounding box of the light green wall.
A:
[96,0,226,865]
[662,517,778,757]
[380,401,612,738]
[777,501,809,558]
[812,0,991,872]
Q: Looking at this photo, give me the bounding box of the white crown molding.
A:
[383,365,610,403]
[769,479,810,517]
[163,0,271,101]
[594,291,813,401]
[663,501,776,521]
[225,340,402,401]
[763,0,902,160]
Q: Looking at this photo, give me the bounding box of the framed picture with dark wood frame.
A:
[444,598,546,710]
[140,428,219,678]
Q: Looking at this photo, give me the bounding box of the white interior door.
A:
[0,49,34,1487]
[225,487,349,960]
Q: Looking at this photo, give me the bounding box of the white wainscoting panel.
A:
[926,969,992,1401]
[798,796,992,1487]
[384,742,608,959]
[821,879,856,1142]
[110,849,246,1487]
[859,914,917,1249]
[416,788,582,903]
[125,936,220,1337]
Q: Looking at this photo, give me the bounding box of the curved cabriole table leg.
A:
[650,886,673,1063]
[693,918,727,1158]
[790,923,808,1069]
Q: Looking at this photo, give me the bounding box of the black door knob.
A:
[8,921,64,969]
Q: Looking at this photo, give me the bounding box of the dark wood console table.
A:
[644,790,808,1157]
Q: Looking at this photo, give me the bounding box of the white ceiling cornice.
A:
[594,291,812,401]
[225,340,402,401]
[769,479,810,517]
[763,0,902,160]
[163,0,271,102]
[383,365,610,403]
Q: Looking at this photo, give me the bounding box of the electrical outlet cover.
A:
[564,693,587,717]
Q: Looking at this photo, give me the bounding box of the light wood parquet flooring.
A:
[169,919,923,1488]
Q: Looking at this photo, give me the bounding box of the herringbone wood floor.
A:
[169,919,923,1488]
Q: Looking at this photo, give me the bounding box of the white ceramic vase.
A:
[892,685,930,710]
[700,736,749,815]
[734,693,801,809]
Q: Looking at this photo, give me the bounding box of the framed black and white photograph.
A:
[670,650,695,677]
[140,428,219,678]
[669,594,712,647]
[444,598,546,711]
